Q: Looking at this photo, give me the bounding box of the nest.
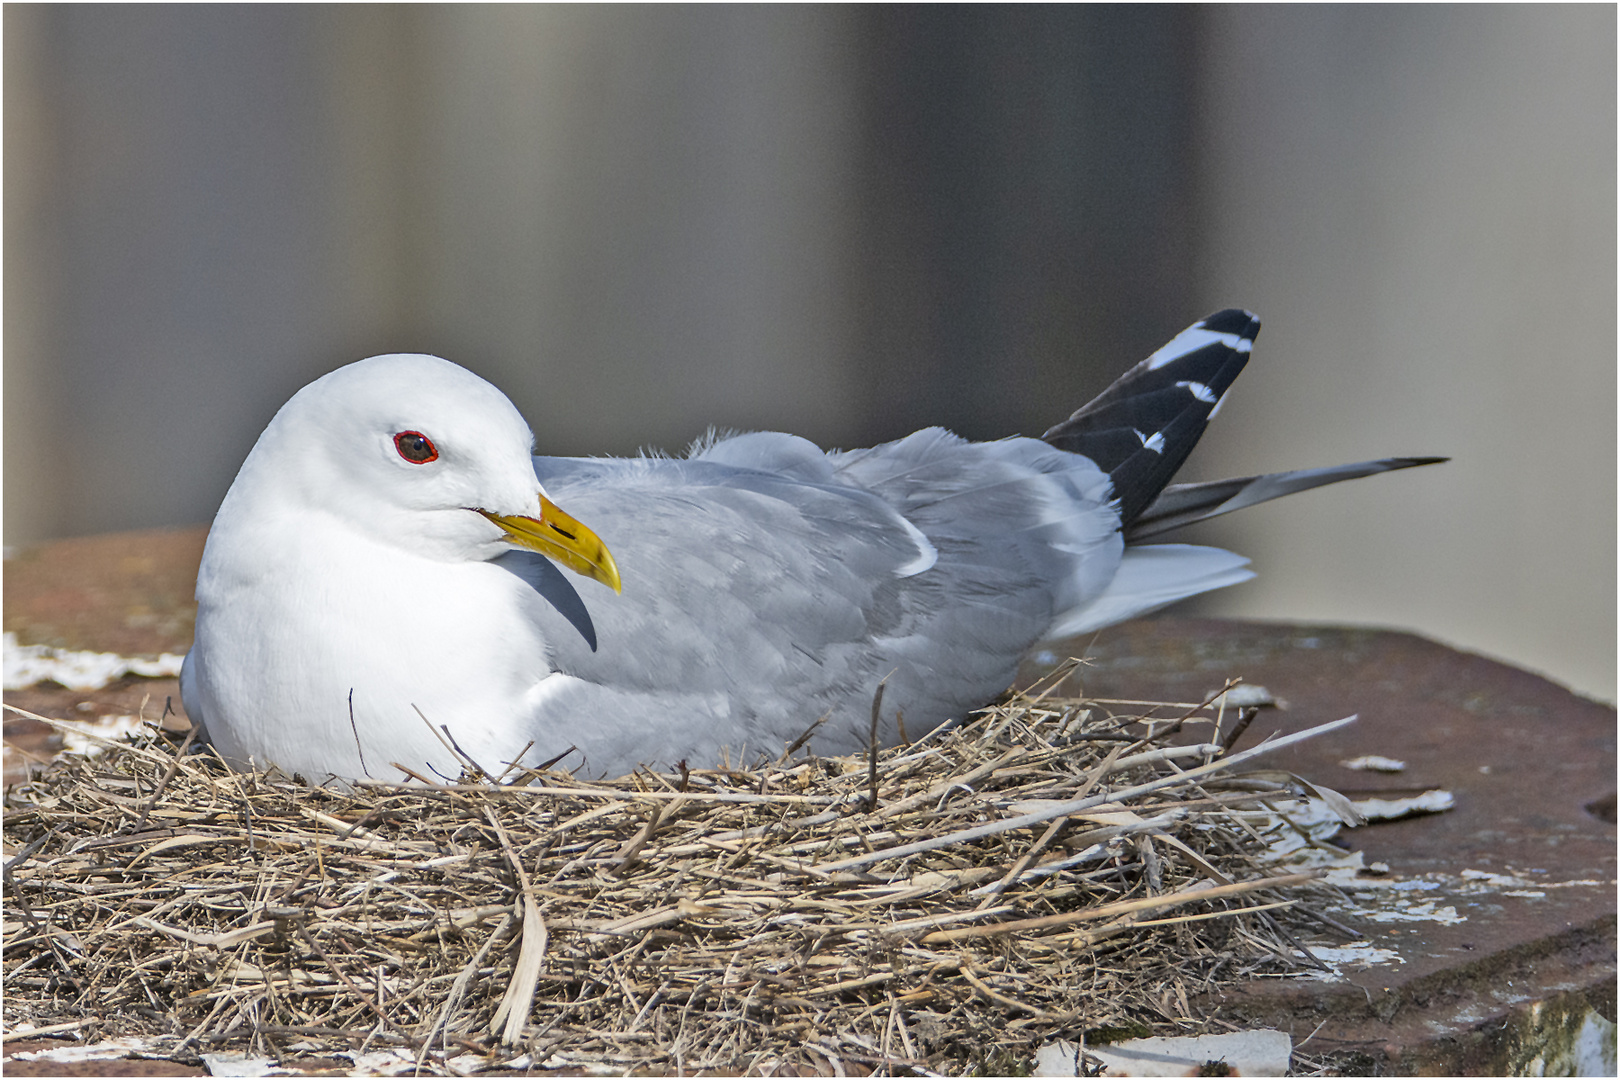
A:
[4,668,1355,1075]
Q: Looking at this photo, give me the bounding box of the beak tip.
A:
[486,499,623,597]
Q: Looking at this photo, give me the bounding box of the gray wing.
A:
[513,429,1123,774]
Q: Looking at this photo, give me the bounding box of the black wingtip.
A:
[1201,308,1261,337]
[1125,455,1449,541]
[1043,309,1261,526]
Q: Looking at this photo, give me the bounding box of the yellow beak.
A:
[476,496,622,594]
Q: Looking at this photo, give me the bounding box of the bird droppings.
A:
[1338,754,1407,772]
[54,712,147,758]
[1205,684,1277,709]
[1081,1028,1293,1076]
[2,631,185,693]
[1282,942,1407,982]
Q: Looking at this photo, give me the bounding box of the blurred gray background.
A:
[6,6,1614,703]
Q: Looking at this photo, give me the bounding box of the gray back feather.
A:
[522,431,1119,772]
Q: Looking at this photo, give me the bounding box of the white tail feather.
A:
[1041,544,1254,641]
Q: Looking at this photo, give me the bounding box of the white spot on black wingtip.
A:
[1133,428,1166,453]
[1176,380,1218,404]
[1144,327,1253,370]
[1207,392,1231,420]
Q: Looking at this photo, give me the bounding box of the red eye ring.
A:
[394,431,438,464]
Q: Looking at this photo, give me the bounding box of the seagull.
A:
[181,310,1441,783]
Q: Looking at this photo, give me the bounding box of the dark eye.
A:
[393,431,438,464]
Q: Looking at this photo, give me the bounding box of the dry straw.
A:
[4,668,1357,1075]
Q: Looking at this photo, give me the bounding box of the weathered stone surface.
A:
[1028,619,1617,1074]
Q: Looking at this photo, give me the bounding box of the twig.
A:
[348,689,371,778]
[133,722,203,829]
[817,715,1357,871]
[484,805,548,1044]
[778,714,829,762]
[1219,706,1260,755]
[962,967,1050,1019]
[867,677,889,811]
[922,872,1322,943]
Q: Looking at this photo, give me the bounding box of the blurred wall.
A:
[6,5,1193,543]
[1181,5,1615,704]
[4,7,1613,702]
